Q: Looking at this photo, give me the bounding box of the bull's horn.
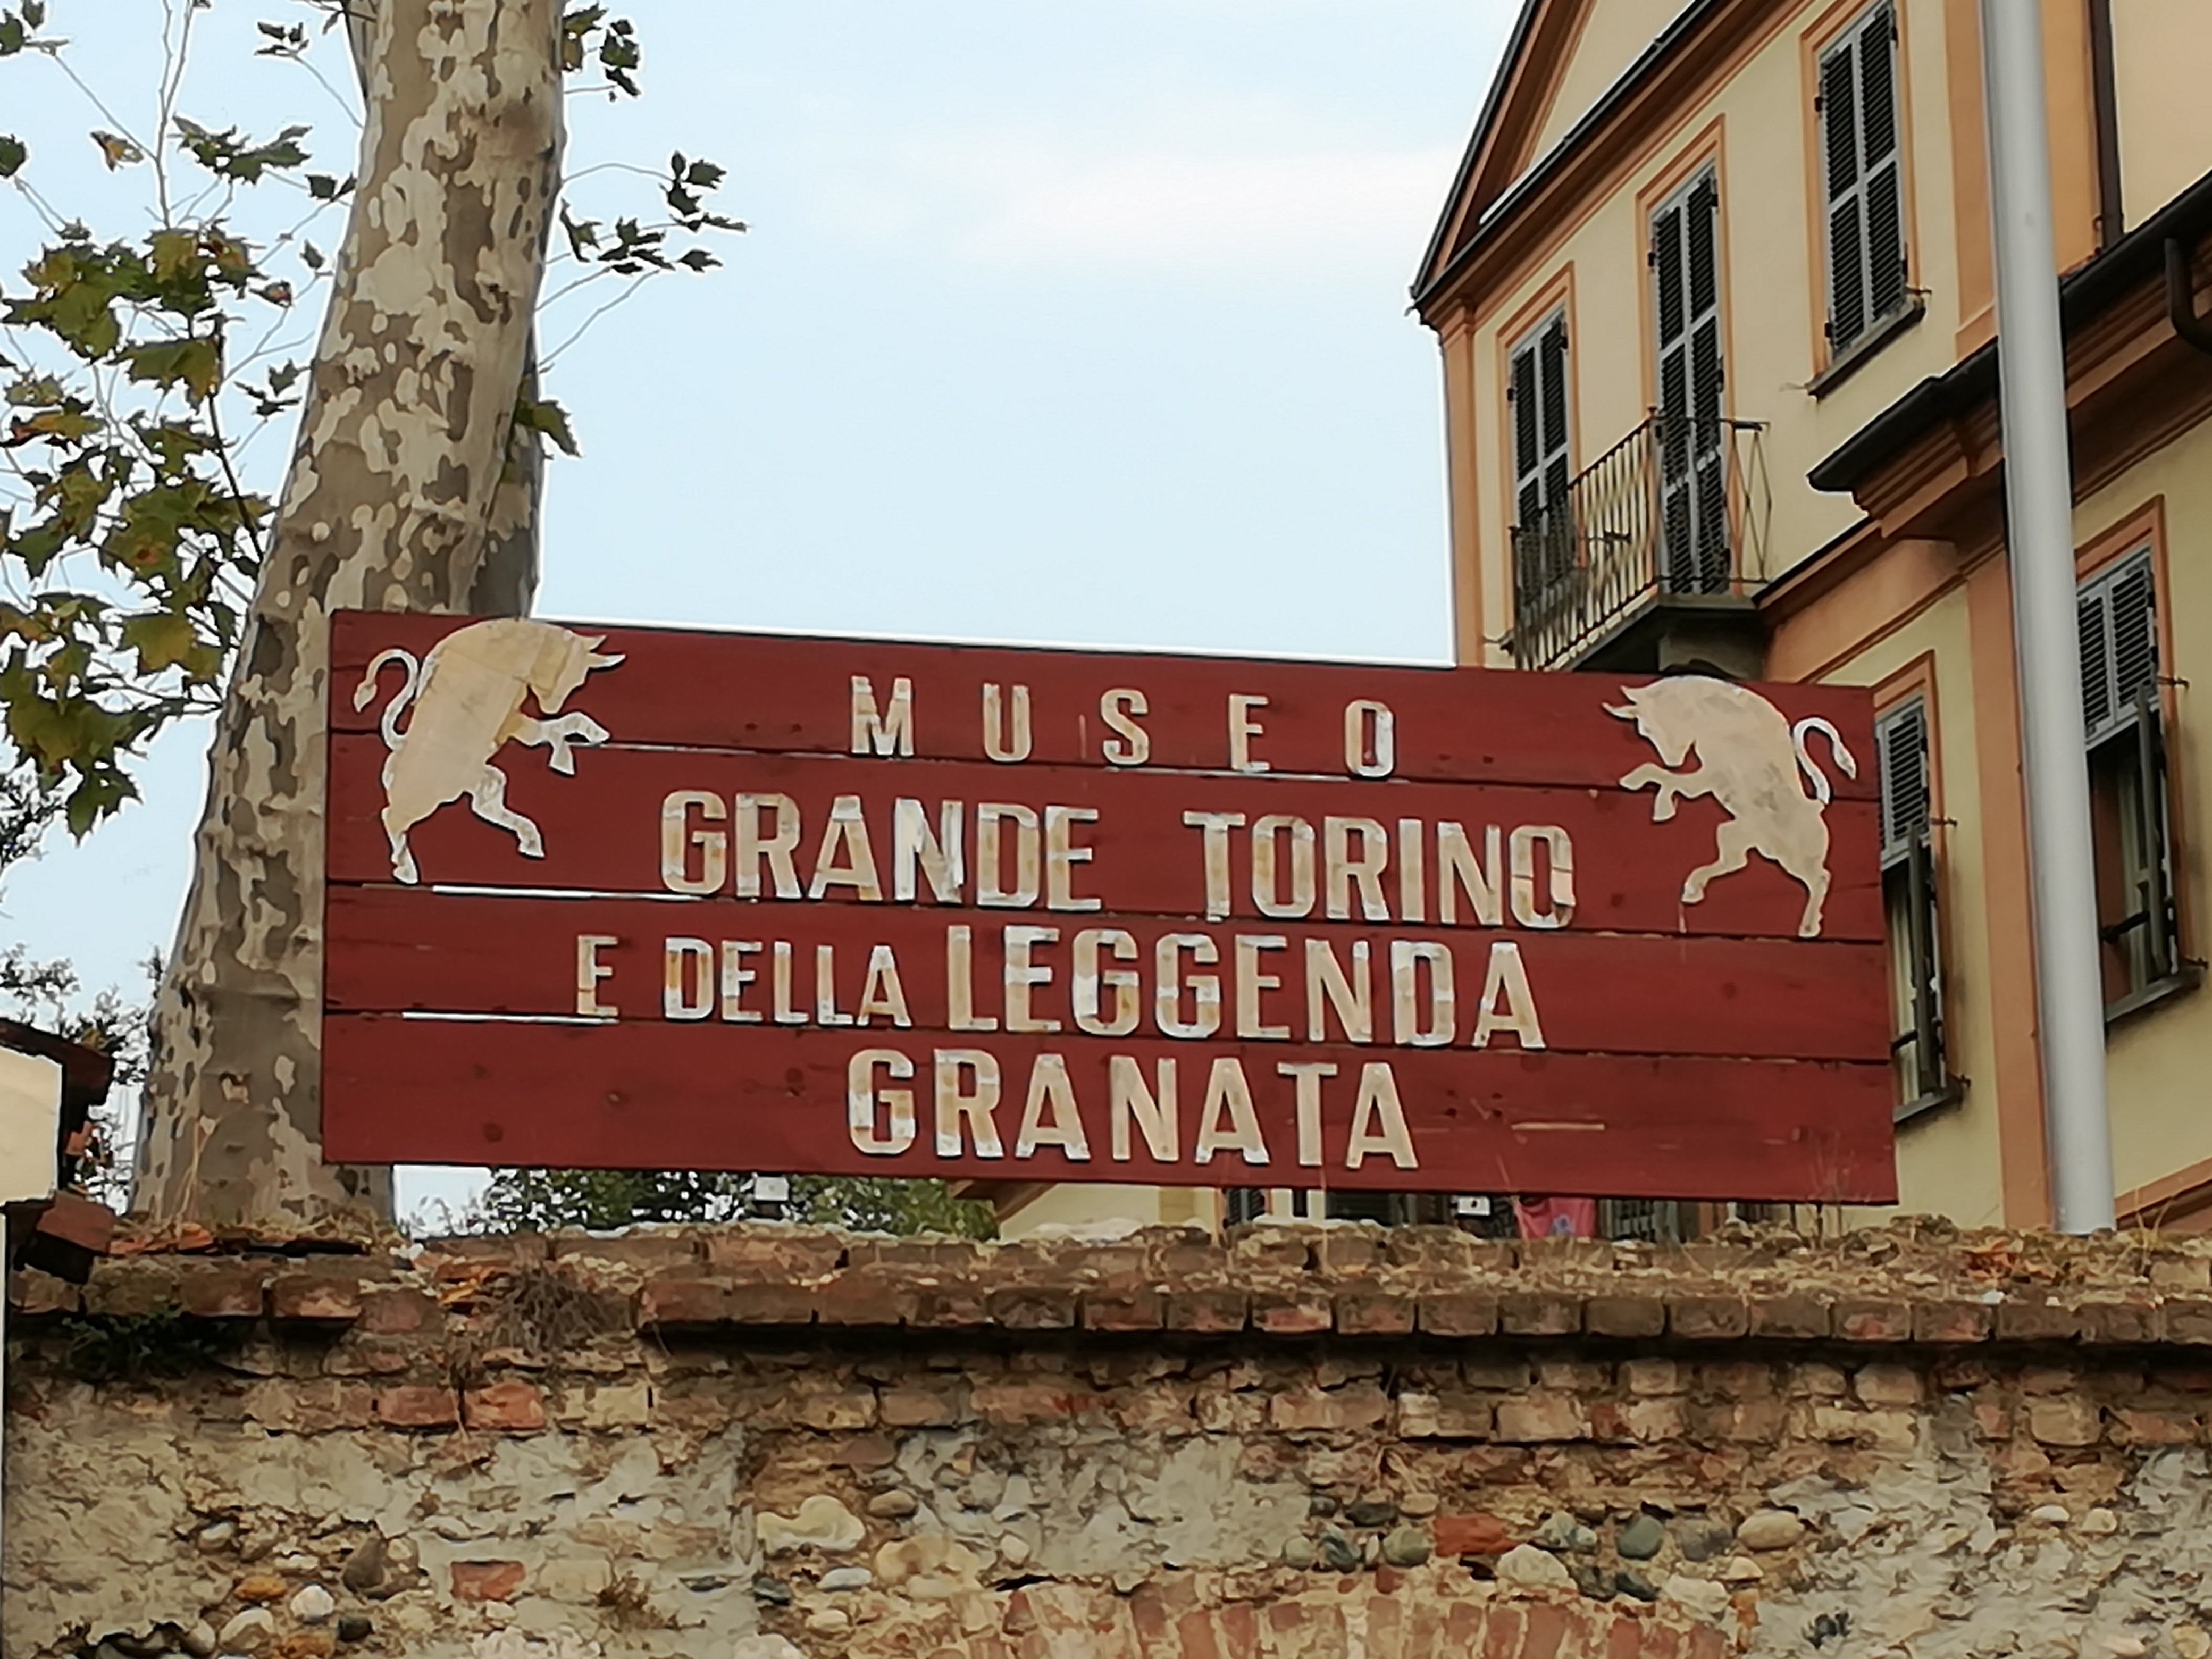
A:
[588,651,625,669]
[1603,702,1636,720]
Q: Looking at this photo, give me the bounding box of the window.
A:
[1510,313,1571,536]
[1650,169,1727,594]
[1220,1189,1455,1228]
[1222,1187,1267,1228]
[1509,313,1574,618]
[1819,3,1908,356]
[2080,550,2184,1008]
[1876,697,1952,1115]
[1599,1198,1689,1244]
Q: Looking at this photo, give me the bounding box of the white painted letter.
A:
[1073,928,1140,1036]
[664,937,714,1020]
[660,791,726,895]
[1003,925,1062,1033]
[1110,1055,1179,1162]
[719,941,762,1023]
[1510,826,1576,928]
[734,794,803,900]
[1182,811,1246,922]
[1389,940,1455,1047]
[1345,1063,1418,1169]
[851,674,915,756]
[1471,941,1546,1050]
[933,1049,1005,1158]
[1304,939,1373,1043]
[770,941,804,1024]
[1279,1061,1336,1168]
[856,945,912,1027]
[1437,822,1503,926]
[1100,688,1151,766]
[1228,693,1271,773]
[1044,805,1101,911]
[976,802,1041,907]
[1251,814,1316,919]
[892,799,965,903]
[1014,1054,1092,1162]
[1397,818,1427,924]
[1235,935,1290,1040]
[815,943,852,1026]
[1154,933,1222,1039]
[809,795,884,901]
[945,925,999,1032]
[1325,816,1392,921]
[849,1049,917,1155]
[982,682,1033,763]
[575,934,618,1018]
[1194,1058,1269,1166]
[1344,699,1395,778]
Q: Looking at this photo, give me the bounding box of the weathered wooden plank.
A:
[326,741,1885,942]
[329,611,1880,799]
[321,1014,1900,1201]
[324,888,1893,1063]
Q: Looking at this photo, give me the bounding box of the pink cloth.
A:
[1513,1197,1599,1239]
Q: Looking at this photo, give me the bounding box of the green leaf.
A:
[148,229,198,279]
[9,523,65,576]
[64,768,136,838]
[0,135,24,178]
[121,337,222,404]
[513,396,580,458]
[560,5,608,72]
[119,609,204,677]
[173,118,311,183]
[10,407,99,443]
[559,207,600,259]
[5,375,63,407]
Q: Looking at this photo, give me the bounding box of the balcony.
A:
[1507,414,1771,674]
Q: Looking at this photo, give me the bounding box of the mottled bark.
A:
[133,0,564,1225]
[349,0,544,619]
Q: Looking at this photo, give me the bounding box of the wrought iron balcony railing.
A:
[1507,414,1770,672]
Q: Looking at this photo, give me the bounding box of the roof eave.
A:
[1412,0,1735,319]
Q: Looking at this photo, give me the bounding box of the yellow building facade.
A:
[983,0,2212,1240]
[1417,0,2212,1231]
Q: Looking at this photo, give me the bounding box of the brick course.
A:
[12,1218,2212,1658]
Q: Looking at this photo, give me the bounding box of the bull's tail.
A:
[353,647,421,750]
[1790,716,1859,806]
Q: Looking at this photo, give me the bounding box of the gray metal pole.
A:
[1980,0,2116,1232]
[1,1283,9,1631]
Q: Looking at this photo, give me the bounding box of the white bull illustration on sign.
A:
[354,618,624,884]
[1608,677,1857,939]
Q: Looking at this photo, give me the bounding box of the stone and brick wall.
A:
[9,1220,2212,1658]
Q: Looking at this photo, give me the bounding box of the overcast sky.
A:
[6,0,1514,1218]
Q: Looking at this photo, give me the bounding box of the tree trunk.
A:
[132,0,563,1227]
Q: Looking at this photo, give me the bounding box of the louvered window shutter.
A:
[1652,169,1728,594]
[1512,338,1540,529]
[1509,313,1570,530]
[1876,698,1930,866]
[2080,548,2159,748]
[1538,317,1570,511]
[1821,4,1906,355]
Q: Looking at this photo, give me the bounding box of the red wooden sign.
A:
[321,611,1898,1202]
